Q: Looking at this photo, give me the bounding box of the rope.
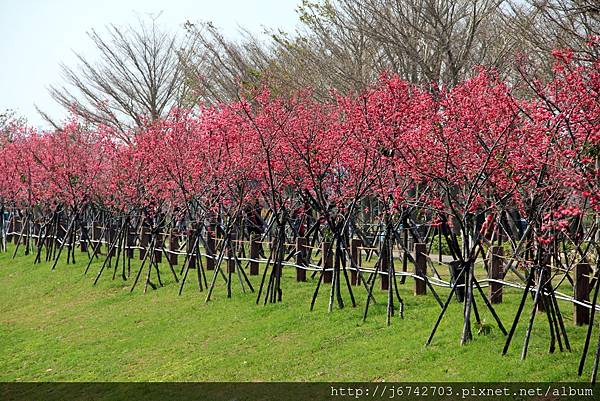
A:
[6,229,599,311]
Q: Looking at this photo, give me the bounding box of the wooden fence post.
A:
[169,229,179,265]
[92,222,102,253]
[79,223,88,252]
[322,241,333,283]
[33,223,40,247]
[126,228,135,259]
[106,226,116,257]
[414,243,427,295]
[296,237,307,282]
[154,232,163,263]
[249,235,259,275]
[449,260,466,302]
[350,238,361,286]
[139,228,149,260]
[574,262,591,325]
[206,230,215,270]
[489,246,504,304]
[13,217,21,245]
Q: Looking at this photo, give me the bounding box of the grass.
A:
[0,242,597,382]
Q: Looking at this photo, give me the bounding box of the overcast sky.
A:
[0,0,301,128]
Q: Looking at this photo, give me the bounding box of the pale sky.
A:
[0,0,301,128]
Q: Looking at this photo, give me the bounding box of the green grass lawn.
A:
[0,243,597,382]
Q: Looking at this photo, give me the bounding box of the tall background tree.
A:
[41,1,598,132]
[180,0,598,100]
[0,109,27,145]
[40,16,191,143]
[504,0,599,69]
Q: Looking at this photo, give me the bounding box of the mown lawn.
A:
[0,243,596,382]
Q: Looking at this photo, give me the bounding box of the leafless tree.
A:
[268,1,385,96]
[503,0,599,71]
[296,0,518,87]
[265,0,597,93]
[47,1,596,131]
[180,21,276,104]
[42,17,191,143]
[0,109,27,144]
[182,0,524,99]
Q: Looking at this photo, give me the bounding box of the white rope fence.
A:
[4,229,599,312]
